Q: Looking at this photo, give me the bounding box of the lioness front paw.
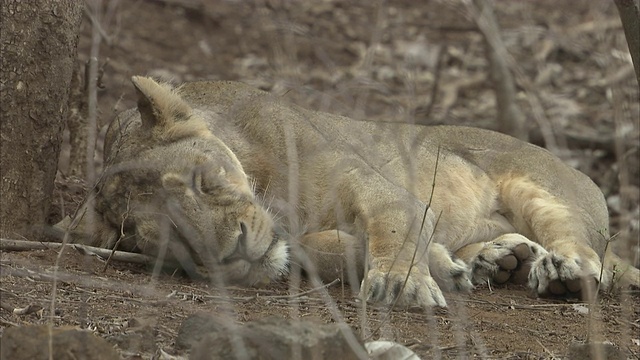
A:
[528,250,601,297]
[469,234,547,286]
[361,268,447,308]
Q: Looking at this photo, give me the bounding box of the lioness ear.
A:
[130,76,193,131]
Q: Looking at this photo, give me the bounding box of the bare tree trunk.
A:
[471,0,529,141]
[614,0,640,88]
[0,0,84,240]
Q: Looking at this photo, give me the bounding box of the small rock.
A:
[177,313,366,360]
[175,312,223,350]
[0,325,119,360]
[108,325,157,354]
[365,340,421,360]
[567,341,626,360]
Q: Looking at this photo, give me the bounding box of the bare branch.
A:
[470,0,528,141]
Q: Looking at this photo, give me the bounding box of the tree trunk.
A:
[614,0,640,88]
[0,0,84,240]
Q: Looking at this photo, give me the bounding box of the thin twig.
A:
[261,278,340,300]
[416,47,446,121]
[366,147,443,341]
[535,338,560,360]
[103,192,132,272]
[453,297,577,310]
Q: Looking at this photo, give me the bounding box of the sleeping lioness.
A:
[62,76,639,308]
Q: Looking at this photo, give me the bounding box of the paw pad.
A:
[543,278,596,297]
[529,251,601,299]
[492,243,536,285]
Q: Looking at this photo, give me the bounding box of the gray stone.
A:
[108,325,157,354]
[0,325,119,360]
[567,341,626,360]
[177,313,366,360]
[365,340,421,360]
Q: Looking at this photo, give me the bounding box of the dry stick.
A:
[283,124,301,327]
[282,116,305,360]
[360,221,370,340]
[393,146,443,307]
[49,3,105,358]
[415,47,446,121]
[47,38,100,348]
[287,231,369,359]
[262,278,341,300]
[612,86,635,269]
[353,0,386,117]
[465,0,565,154]
[103,193,132,272]
[365,147,443,341]
[48,225,71,360]
[307,276,370,360]
[535,338,561,360]
[288,243,369,359]
[1,239,157,266]
[475,0,527,141]
[284,42,450,352]
[611,84,637,358]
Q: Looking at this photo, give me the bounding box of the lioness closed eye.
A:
[61,76,639,308]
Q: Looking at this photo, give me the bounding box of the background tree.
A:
[614,0,640,87]
[0,0,84,240]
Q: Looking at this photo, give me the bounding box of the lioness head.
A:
[97,76,288,285]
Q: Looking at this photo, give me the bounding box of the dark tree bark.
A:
[65,61,89,177]
[0,0,84,240]
[614,0,640,88]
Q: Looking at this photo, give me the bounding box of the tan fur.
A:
[59,77,638,308]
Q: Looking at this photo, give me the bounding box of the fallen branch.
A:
[0,238,155,266]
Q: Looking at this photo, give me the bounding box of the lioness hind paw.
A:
[432,256,473,293]
[528,251,600,298]
[362,269,447,308]
[470,234,547,286]
[448,257,474,292]
[429,243,473,293]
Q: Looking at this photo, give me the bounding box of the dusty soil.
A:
[2,0,639,359]
[2,247,639,359]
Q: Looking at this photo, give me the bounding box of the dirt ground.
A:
[2,0,640,359]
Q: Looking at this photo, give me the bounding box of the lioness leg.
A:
[297,228,446,307]
[455,233,546,286]
[363,215,447,308]
[296,230,366,289]
[498,176,604,297]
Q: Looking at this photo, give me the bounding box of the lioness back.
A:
[178,80,608,253]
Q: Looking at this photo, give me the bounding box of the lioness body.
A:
[70,78,637,308]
